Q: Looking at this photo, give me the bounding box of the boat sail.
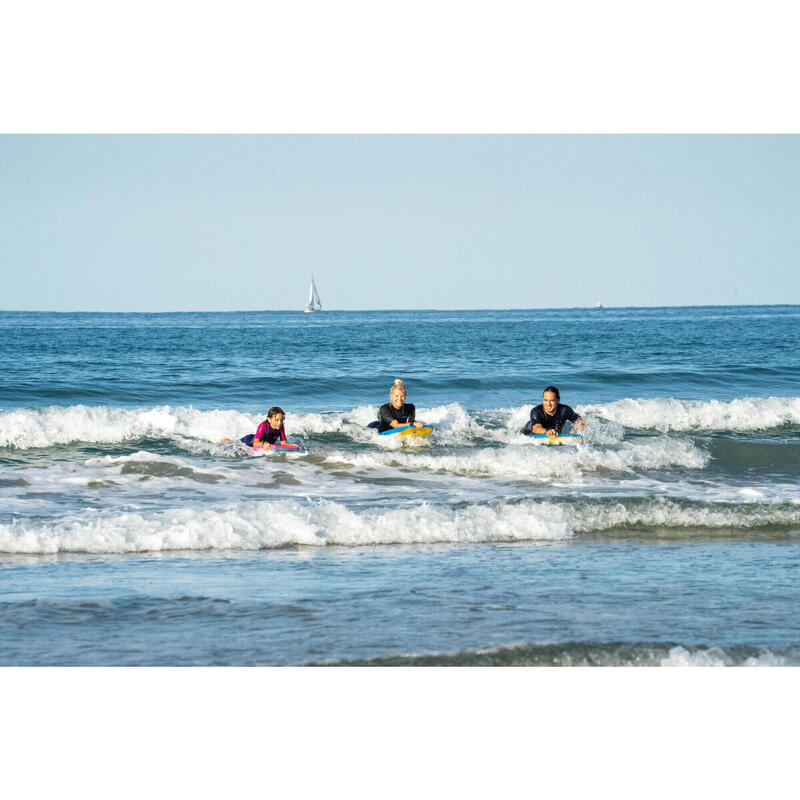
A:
[304,276,322,313]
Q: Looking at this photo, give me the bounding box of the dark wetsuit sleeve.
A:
[563,405,580,423]
[379,404,395,429]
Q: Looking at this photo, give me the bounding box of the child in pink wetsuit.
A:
[241,407,287,448]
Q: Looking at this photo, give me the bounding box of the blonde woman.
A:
[368,379,425,432]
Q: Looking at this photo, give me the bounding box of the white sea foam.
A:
[0,449,381,516]
[288,402,483,449]
[15,396,796,452]
[359,642,800,667]
[0,403,480,450]
[3,496,799,554]
[417,404,624,446]
[0,405,257,449]
[569,497,800,533]
[660,646,790,667]
[323,436,709,481]
[0,401,624,452]
[0,500,571,553]
[7,442,792,513]
[593,477,800,506]
[3,398,798,459]
[582,396,800,432]
[286,405,376,437]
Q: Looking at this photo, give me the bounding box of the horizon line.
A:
[1,303,798,314]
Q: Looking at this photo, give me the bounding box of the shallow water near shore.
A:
[2,306,799,665]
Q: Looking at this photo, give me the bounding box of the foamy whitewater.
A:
[2,307,800,665]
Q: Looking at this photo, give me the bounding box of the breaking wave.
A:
[3,496,800,554]
[0,404,255,449]
[0,403,488,449]
[582,396,800,433]
[3,397,774,451]
[322,437,708,480]
[321,641,800,666]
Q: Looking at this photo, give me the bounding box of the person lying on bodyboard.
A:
[219,406,291,449]
[367,378,427,432]
[521,386,584,439]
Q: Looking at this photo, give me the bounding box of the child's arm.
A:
[253,420,268,447]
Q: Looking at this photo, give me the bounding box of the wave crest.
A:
[0,405,256,449]
[4,397,799,452]
[582,396,800,432]
[323,436,708,479]
[322,641,800,666]
[3,496,800,554]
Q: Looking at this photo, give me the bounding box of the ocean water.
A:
[1,306,800,666]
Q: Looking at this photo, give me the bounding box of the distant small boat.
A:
[595,301,604,309]
[304,275,322,313]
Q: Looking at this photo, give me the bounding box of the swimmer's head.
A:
[390,379,406,407]
[267,406,285,427]
[542,386,559,414]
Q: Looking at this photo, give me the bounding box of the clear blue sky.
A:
[2,135,798,311]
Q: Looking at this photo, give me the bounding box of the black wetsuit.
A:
[522,404,580,435]
[370,403,416,433]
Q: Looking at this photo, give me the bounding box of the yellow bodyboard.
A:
[399,426,434,437]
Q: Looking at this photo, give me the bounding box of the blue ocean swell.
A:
[2,306,799,410]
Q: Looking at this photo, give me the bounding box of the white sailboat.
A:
[304,275,322,313]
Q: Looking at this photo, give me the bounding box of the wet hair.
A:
[390,378,406,395]
[543,386,560,400]
[267,406,285,419]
